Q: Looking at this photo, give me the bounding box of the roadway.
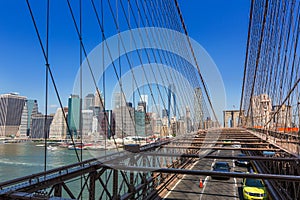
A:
[162,146,249,200]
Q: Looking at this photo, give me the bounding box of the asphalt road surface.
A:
[163,147,249,200]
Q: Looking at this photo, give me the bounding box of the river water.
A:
[0,142,98,183]
[0,142,146,198]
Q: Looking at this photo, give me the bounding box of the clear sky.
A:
[179,1,250,111]
[0,1,250,116]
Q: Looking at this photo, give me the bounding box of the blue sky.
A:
[179,1,250,110]
[0,1,250,116]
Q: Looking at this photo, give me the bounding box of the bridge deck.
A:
[162,148,248,200]
[1,128,299,200]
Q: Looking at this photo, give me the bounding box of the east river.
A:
[0,142,142,198]
[0,142,104,183]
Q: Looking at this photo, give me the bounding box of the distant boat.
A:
[35,144,45,147]
[68,145,86,150]
[47,145,57,150]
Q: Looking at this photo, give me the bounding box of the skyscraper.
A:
[186,106,192,133]
[140,95,148,111]
[114,92,126,109]
[67,95,81,138]
[92,116,99,134]
[137,101,146,112]
[168,84,177,119]
[94,89,104,111]
[19,99,38,137]
[151,104,161,118]
[83,93,94,110]
[30,114,53,138]
[81,109,93,138]
[113,103,135,137]
[0,93,26,137]
[49,107,68,139]
[162,109,168,118]
[194,87,204,130]
[151,113,162,134]
[135,110,145,136]
[98,110,115,139]
[19,102,28,138]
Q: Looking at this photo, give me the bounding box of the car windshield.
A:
[245,179,264,187]
[215,163,229,169]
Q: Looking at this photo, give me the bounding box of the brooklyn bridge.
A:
[0,0,299,199]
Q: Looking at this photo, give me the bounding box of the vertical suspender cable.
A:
[79,0,83,198]
[174,0,220,126]
[239,0,254,127]
[117,0,123,147]
[244,0,269,127]
[101,0,106,155]
[44,0,50,173]
[79,0,83,163]
[26,0,83,164]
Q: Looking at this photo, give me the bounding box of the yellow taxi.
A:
[242,178,268,199]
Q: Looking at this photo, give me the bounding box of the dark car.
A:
[211,161,231,179]
[235,153,250,167]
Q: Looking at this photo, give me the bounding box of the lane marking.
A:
[232,150,238,200]
[199,176,210,200]
[200,149,221,200]
[164,159,199,199]
[211,158,217,168]
[234,177,238,200]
